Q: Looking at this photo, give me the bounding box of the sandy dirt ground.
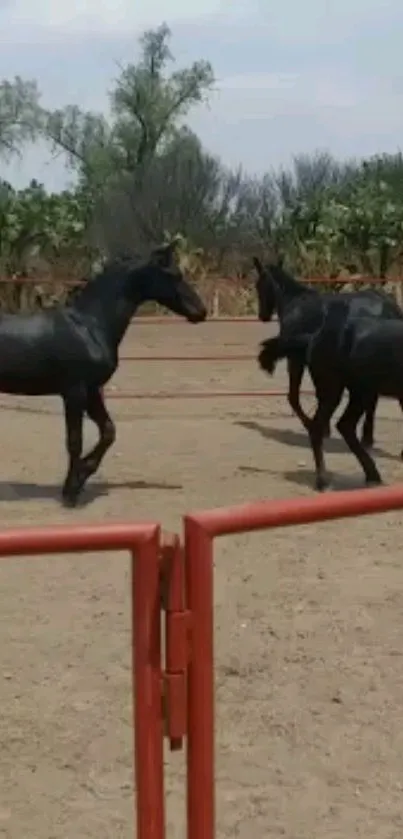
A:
[1,319,403,838]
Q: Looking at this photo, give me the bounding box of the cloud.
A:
[190,69,403,172]
[1,0,236,39]
[239,0,403,47]
[1,1,403,188]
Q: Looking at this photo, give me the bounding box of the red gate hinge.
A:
[163,608,192,750]
[159,535,192,751]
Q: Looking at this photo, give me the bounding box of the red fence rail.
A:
[0,275,398,287]
[183,483,403,839]
[106,388,315,399]
[104,322,317,400]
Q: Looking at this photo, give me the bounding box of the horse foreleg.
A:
[287,359,312,430]
[360,394,377,450]
[72,387,116,498]
[397,397,403,460]
[62,389,86,506]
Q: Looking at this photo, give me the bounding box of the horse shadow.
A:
[235,419,397,461]
[279,468,377,492]
[237,457,393,492]
[0,478,182,507]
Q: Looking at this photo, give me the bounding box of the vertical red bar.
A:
[132,529,165,839]
[164,536,187,751]
[184,517,215,839]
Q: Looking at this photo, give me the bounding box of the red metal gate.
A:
[0,521,165,839]
[183,483,403,839]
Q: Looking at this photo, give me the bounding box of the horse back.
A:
[337,289,402,320]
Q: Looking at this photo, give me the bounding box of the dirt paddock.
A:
[1,319,403,838]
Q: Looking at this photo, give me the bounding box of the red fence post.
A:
[184,516,215,839]
[132,530,165,839]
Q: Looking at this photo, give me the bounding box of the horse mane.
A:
[70,255,141,309]
[269,263,317,297]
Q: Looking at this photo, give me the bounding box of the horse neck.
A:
[72,270,145,348]
[274,270,316,319]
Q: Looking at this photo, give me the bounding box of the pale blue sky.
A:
[1,0,402,190]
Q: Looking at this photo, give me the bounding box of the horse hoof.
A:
[400,449,403,461]
[62,487,80,507]
[62,495,78,508]
[365,477,383,488]
[315,477,328,492]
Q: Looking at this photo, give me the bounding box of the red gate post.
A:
[0,521,166,839]
[133,528,165,839]
[183,516,215,839]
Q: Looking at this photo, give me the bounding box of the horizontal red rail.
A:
[132,316,263,324]
[0,521,158,555]
[119,355,254,361]
[185,483,403,537]
[105,389,315,399]
[0,276,394,286]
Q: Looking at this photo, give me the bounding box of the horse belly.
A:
[349,339,403,398]
[0,326,115,394]
[0,350,61,394]
[0,375,58,396]
[0,334,77,394]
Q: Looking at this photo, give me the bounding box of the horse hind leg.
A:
[360,394,377,450]
[308,386,343,491]
[336,392,382,486]
[398,397,403,459]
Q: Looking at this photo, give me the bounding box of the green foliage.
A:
[0,180,90,273]
[42,23,214,193]
[2,26,403,316]
[0,76,42,160]
[277,154,403,279]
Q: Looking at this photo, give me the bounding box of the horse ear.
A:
[152,237,180,267]
[252,257,263,275]
[276,254,284,269]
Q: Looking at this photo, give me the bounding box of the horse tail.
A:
[258,334,310,375]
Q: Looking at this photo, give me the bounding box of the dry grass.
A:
[0,271,400,316]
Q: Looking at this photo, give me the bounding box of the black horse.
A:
[259,298,403,489]
[253,257,403,448]
[0,240,207,506]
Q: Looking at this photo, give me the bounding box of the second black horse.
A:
[253,257,403,448]
[259,298,403,489]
